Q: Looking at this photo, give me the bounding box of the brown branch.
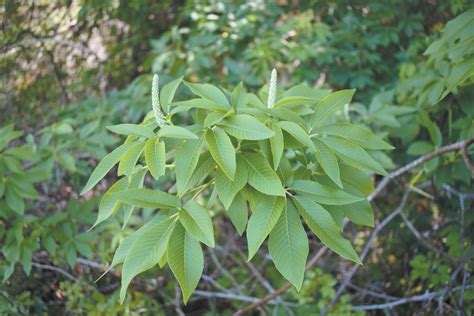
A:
[461,137,474,177]
[369,137,474,201]
[232,247,327,316]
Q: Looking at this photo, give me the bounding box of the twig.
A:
[398,211,454,262]
[194,290,297,306]
[31,262,79,282]
[233,247,327,316]
[347,283,399,301]
[351,285,474,311]
[369,137,474,201]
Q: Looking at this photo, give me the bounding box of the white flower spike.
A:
[267,68,277,109]
[152,74,167,127]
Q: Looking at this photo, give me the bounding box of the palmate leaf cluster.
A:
[82,73,393,303]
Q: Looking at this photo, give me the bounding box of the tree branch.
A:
[351,285,474,311]
[369,137,474,201]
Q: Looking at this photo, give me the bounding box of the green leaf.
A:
[144,138,166,180]
[183,153,215,192]
[291,180,364,205]
[157,126,198,139]
[220,114,274,140]
[171,98,228,112]
[176,137,204,195]
[231,82,248,109]
[180,200,214,247]
[407,141,434,156]
[160,76,183,114]
[270,124,284,169]
[293,196,361,264]
[204,111,229,127]
[311,89,355,127]
[98,215,167,281]
[339,164,374,197]
[227,194,248,235]
[277,121,314,149]
[269,201,308,290]
[275,96,318,108]
[242,153,285,196]
[205,128,236,180]
[120,216,177,302]
[325,201,374,227]
[185,82,230,107]
[5,187,24,214]
[168,223,204,304]
[321,137,389,176]
[93,177,129,229]
[118,142,145,179]
[112,188,180,209]
[215,156,248,209]
[247,195,285,260]
[312,138,342,188]
[81,142,135,195]
[122,168,147,229]
[106,124,155,139]
[319,124,394,150]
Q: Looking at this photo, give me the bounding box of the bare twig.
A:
[194,290,297,307]
[351,285,474,311]
[233,247,327,316]
[31,262,79,282]
[369,137,474,201]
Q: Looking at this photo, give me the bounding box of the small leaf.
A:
[313,138,342,188]
[291,180,364,205]
[144,139,166,180]
[160,76,183,114]
[93,178,129,228]
[205,128,236,180]
[185,82,230,107]
[176,137,204,195]
[168,223,204,304]
[122,168,147,229]
[247,195,285,260]
[157,126,198,139]
[227,194,248,235]
[242,153,285,196]
[270,124,284,169]
[180,200,214,247]
[204,111,229,127]
[184,153,215,192]
[231,82,248,109]
[321,137,389,176]
[274,96,318,108]
[118,142,145,179]
[277,121,314,149]
[112,188,181,209]
[120,216,177,302]
[220,114,274,140]
[311,89,355,127]
[98,215,167,281]
[81,142,135,195]
[171,98,228,112]
[319,124,394,150]
[107,124,155,139]
[269,201,308,290]
[215,156,248,209]
[293,196,361,264]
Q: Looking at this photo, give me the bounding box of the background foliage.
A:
[1,0,473,315]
